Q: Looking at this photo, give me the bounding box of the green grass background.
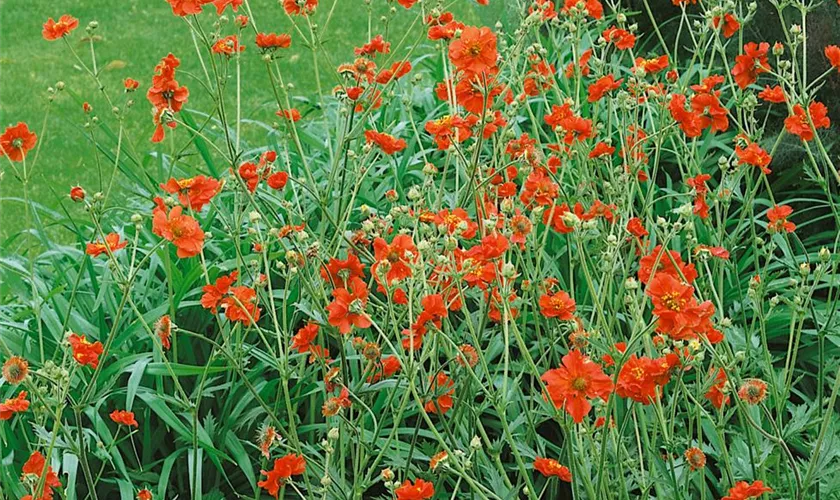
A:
[0,0,503,239]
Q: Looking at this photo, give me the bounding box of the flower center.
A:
[572,377,588,391]
[349,298,365,314]
[467,42,483,56]
[661,292,683,311]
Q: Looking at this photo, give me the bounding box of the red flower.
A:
[372,235,417,285]
[712,13,740,38]
[690,92,729,133]
[2,356,29,384]
[406,294,449,350]
[738,379,768,405]
[562,0,603,19]
[565,49,592,78]
[435,75,503,114]
[539,290,576,320]
[212,35,245,56]
[541,350,613,423]
[20,451,62,499]
[542,202,574,234]
[449,26,498,77]
[201,271,238,313]
[587,75,623,102]
[509,211,533,247]
[375,60,412,84]
[634,55,669,75]
[533,457,572,481]
[704,367,730,409]
[68,333,104,368]
[433,208,478,239]
[684,447,706,470]
[784,102,830,141]
[616,354,677,404]
[367,355,401,382]
[291,322,320,353]
[758,85,786,103]
[766,205,796,233]
[395,478,435,500]
[686,173,711,219]
[520,168,559,207]
[326,277,372,334]
[160,176,220,211]
[471,232,509,261]
[0,122,37,162]
[735,138,772,174]
[669,95,703,137]
[695,245,730,260]
[166,0,213,16]
[283,0,317,15]
[603,26,636,50]
[147,54,189,142]
[731,42,770,89]
[258,454,306,498]
[221,286,261,325]
[364,130,407,155]
[137,489,153,500]
[424,372,455,414]
[825,45,840,70]
[544,104,592,143]
[646,273,722,343]
[425,115,473,150]
[86,233,128,257]
[152,205,205,258]
[155,315,172,350]
[124,78,140,91]
[42,15,79,40]
[523,58,555,95]
[589,141,615,158]
[322,387,352,416]
[321,253,365,287]
[626,217,648,238]
[0,391,29,420]
[237,162,263,192]
[722,480,772,500]
[276,108,300,123]
[355,34,390,56]
[256,33,292,51]
[601,342,627,367]
[110,410,138,427]
[638,245,698,284]
[212,0,242,15]
[428,18,464,41]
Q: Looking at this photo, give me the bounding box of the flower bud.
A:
[799,263,810,277]
[501,262,516,279]
[381,468,394,482]
[69,185,86,202]
[819,247,831,262]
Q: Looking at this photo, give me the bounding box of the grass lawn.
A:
[0,0,503,240]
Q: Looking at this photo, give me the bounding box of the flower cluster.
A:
[3,0,840,499]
